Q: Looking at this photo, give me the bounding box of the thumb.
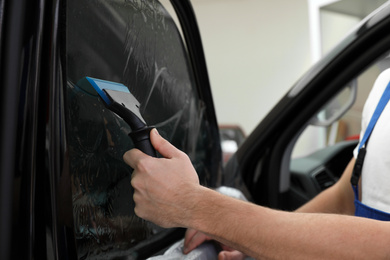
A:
[150,128,181,159]
[218,250,246,260]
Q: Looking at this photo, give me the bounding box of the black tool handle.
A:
[129,126,157,157]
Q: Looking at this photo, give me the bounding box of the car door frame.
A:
[0,0,220,259]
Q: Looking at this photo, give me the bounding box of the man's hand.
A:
[184,229,247,260]
[123,128,200,228]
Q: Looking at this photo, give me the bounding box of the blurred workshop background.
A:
[161,0,388,157]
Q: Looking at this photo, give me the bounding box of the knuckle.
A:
[123,149,136,164]
[132,191,140,202]
[133,206,141,218]
[177,150,189,160]
[130,175,138,189]
[134,206,146,220]
[136,157,151,173]
[123,150,131,160]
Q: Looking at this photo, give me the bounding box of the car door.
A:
[0,0,223,259]
[228,2,390,211]
[66,0,224,258]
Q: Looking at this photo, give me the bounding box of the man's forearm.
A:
[186,187,390,260]
[297,158,356,215]
[126,134,389,259]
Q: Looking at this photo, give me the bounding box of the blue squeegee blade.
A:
[86,77,130,106]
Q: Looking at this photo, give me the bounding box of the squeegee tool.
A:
[77,77,157,157]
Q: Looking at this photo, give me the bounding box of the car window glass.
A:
[65,0,221,258]
[287,53,390,208]
[292,54,390,159]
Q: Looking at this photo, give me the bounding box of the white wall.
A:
[321,10,360,55]
[190,0,312,135]
[160,0,386,156]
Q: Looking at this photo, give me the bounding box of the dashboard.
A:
[288,140,358,209]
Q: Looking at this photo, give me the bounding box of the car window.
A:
[65,0,221,258]
[292,54,390,159]
[287,52,390,208]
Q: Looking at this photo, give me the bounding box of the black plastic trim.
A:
[0,0,27,259]
[169,0,216,125]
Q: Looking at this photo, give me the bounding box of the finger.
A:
[218,250,246,260]
[183,230,211,254]
[123,148,146,169]
[184,229,198,248]
[150,128,181,159]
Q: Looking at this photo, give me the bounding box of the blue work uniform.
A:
[351,81,390,221]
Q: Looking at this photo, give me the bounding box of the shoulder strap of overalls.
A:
[351,80,390,189]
